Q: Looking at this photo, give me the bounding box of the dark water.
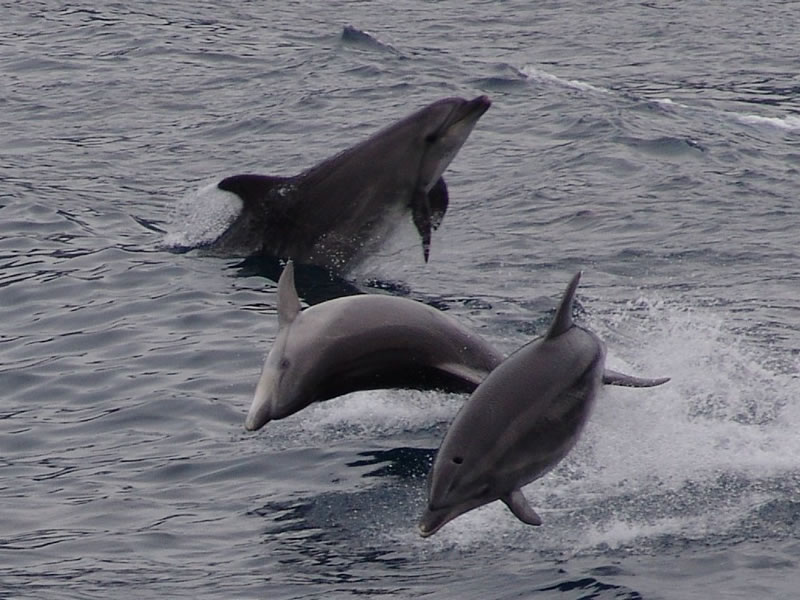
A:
[2,1,799,598]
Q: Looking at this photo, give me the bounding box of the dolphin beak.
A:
[244,367,277,431]
[467,95,492,116]
[442,95,491,131]
[244,403,270,431]
[417,507,451,538]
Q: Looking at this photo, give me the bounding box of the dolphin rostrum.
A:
[165,96,492,272]
[418,272,670,537]
[244,261,505,431]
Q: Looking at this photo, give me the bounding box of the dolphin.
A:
[418,272,670,537]
[244,261,505,431]
[164,96,492,272]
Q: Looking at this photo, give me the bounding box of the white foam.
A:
[584,297,799,483]
[295,390,462,442]
[730,112,800,131]
[652,97,691,110]
[162,181,242,249]
[520,65,612,95]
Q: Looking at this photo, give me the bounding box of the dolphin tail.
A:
[277,261,302,328]
[545,272,582,339]
[411,178,448,262]
[501,489,543,526]
[603,368,670,388]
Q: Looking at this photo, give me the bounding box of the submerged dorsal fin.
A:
[277,261,301,329]
[545,271,582,339]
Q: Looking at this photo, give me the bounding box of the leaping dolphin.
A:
[418,273,670,537]
[244,261,505,431]
[164,96,492,273]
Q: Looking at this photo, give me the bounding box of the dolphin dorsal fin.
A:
[277,261,301,329]
[545,271,581,339]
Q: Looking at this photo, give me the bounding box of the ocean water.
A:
[2,1,799,598]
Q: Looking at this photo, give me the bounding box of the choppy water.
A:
[2,1,799,598]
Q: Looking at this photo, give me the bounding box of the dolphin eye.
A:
[280,358,290,370]
[425,133,438,144]
[452,456,463,465]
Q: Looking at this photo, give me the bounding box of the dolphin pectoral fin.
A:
[436,363,493,391]
[411,189,433,262]
[502,489,543,526]
[277,261,302,328]
[428,177,449,230]
[603,369,670,388]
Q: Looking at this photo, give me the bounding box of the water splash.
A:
[392,297,799,554]
[162,181,241,250]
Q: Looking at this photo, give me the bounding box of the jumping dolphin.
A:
[418,273,670,537]
[244,261,505,431]
[164,96,492,272]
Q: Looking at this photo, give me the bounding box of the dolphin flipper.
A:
[412,189,433,263]
[502,489,543,526]
[431,362,495,393]
[412,178,449,262]
[603,369,670,388]
[428,177,449,230]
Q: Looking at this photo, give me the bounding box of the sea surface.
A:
[2,1,799,598]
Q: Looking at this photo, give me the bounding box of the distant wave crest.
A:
[732,112,800,132]
[520,65,612,95]
[523,65,799,133]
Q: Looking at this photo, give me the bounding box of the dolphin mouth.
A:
[439,95,491,133]
[244,405,271,431]
[417,506,454,538]
[244,370,278,431]
[244,411,269,431]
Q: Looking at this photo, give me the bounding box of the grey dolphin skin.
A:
[418,273,670,537]
[166,96,491,272]
[244,261,505,431]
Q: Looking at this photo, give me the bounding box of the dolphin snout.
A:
[418,507,450,538]
[244,408,270,431]
[470,95,491,111]
[244,368,278,431]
